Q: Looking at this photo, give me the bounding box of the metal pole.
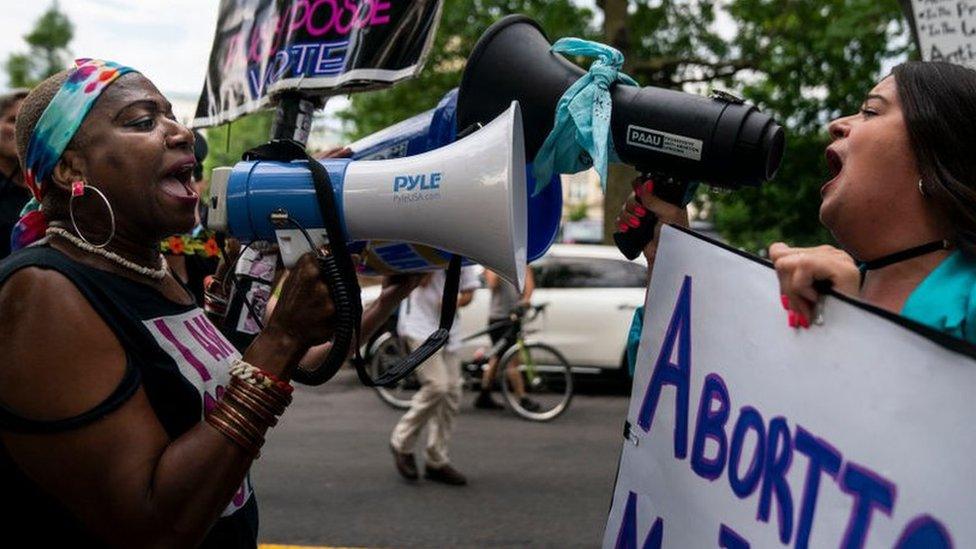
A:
[899,0,922,58]
[271,92,326,146]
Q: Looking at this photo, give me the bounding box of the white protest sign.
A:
[909,0,976,67]
[603,226,975,548]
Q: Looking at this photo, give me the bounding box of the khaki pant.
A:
[390,338,462,468]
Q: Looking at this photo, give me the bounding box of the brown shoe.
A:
[391,444,418,480]
[425,464,468,486]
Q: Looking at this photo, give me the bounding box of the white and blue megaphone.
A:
[207,101,532,288]
[344,88,562,272]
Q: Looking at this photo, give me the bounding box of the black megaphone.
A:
[456,15,786,258]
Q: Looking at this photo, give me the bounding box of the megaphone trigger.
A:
[613,176,691,260]
[614,214,657,261]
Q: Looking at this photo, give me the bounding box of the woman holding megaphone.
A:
[0,61,340,547]
[619,61,976,344]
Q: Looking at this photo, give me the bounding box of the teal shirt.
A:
[625,306,644,377]
[901,251,976,344]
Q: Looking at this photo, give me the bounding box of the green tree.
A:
[337,0,598,139]
[568,202,589,222]
[4,2,74,88]
[202,111,274,185]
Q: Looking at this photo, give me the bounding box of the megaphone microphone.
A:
[456,15,786,258]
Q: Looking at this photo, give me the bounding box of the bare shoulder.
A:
[0,266,126,420]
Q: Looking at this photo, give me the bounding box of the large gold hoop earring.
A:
[68,180,116,248]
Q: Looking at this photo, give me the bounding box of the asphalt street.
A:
[252,369,631,548]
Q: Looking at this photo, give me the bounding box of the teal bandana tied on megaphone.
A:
[531,38,637,195]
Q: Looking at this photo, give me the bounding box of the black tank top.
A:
[0,245,258,548]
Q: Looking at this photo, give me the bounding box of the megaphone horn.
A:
[207,101,528,290]
[457,15,785,189]
[345,88,562,270]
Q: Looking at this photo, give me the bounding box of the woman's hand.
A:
[768,243,860,327]
[210,236,241,291]
[379,273,426,305]
[615,177,690,278]
[264,251,337,351]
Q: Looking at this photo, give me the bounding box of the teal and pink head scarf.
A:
[11,58,138,251]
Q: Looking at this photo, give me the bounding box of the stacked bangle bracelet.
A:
[206,359,294,457]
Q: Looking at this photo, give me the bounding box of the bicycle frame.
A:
[368,302,572,420]
[459,304,547,387]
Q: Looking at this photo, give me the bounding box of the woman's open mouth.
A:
[160,161,198,205]
[822,147,843,196]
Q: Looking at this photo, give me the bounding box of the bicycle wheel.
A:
[499,343,573,421]
[367,332,418,409]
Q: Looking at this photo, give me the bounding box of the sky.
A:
[1,1,221,103]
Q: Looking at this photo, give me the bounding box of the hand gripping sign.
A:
[605,225,975,549]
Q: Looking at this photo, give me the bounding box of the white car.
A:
[363,244,648,376]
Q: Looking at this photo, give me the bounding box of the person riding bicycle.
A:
[474,267,542,412]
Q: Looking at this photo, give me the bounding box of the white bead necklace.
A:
[46,227,168,281]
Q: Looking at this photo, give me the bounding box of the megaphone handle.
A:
[353,255,463,387]
[243,139,364,386]
[613,176,689,260]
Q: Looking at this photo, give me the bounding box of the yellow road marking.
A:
[260,545,369,549]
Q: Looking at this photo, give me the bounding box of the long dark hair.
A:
[893,61,976,253]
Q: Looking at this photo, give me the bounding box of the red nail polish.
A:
[788,311,798,328]
[628,216,640,228]
[644,181,654,194]
[618,223,629,233]
[780,294,790,310]
[798,313,810,328]
[635,205,647,216]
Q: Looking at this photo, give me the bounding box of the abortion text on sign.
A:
[604,226,975,548]
[909,0,976,67]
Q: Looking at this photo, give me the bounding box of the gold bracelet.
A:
[206,360,296,458]
[206,409,262,457]
[217,400,267,442]
[209,405,263,447]
[223,386,279,427]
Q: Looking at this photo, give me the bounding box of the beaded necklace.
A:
[46,226,168,280]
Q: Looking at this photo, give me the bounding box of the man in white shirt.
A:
[390,265,481,485]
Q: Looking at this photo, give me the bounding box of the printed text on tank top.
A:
[144,308,252,515]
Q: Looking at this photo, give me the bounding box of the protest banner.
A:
[604,225,976,548]
[192,0,443,127]
[902,0,976,68]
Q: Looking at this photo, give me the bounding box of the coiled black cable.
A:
[282,215,362,385]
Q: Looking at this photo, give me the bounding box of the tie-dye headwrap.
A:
[11,58,137,252]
